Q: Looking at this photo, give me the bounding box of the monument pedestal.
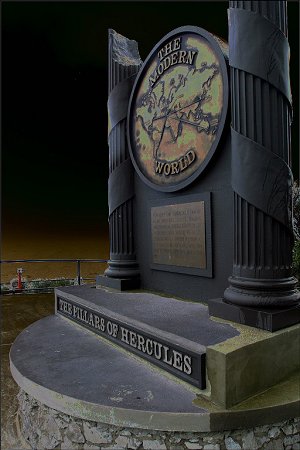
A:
[10,286,300,448]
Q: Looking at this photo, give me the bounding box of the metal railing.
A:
[1,258,107,293]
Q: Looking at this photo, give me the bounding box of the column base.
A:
[98,259,140,290]
[208,297,300,332]
[224,276,300,308]
[96,274,140,291]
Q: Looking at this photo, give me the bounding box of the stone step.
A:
[55,285,239,389]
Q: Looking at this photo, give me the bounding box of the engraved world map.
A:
[131,33,225,187]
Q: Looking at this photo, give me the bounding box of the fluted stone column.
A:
[224,0,299,308]
[98,30,141,290]
[209,1,300,330]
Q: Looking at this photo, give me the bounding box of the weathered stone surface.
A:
[16,390,300,450]
[242,430,257,449]
[268,427,281,439]
[60,413,71,423]
[284,435,300,446]
[61,435,78,449]
[186,442,201,449]
[114,435,131,447]
[120,430,132,436]
[83,422,112,444]
[263,438,284,450]
[259,437,271,447]
[169,436,182,444]
[128,437,142,449]
[55,417,69,429]
[66,421,85,443]
[83,444,100,450]
[38,434,59,449]
[105,445,125,450]
[143,439,167,449]
[225,437,241,450]
[42,416,62,441]
[284,425,296,435]
[110,29,142,67]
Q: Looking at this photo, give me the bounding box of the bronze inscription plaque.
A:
[151,202,206,269]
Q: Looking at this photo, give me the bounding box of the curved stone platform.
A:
[10,314,300,434]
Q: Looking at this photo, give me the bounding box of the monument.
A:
[9,2,300,448]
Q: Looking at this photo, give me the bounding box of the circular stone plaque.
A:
[127,26,228,192]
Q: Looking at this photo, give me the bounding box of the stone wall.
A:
[18,390,300,450]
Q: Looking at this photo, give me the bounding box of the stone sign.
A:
[57,295,205,388]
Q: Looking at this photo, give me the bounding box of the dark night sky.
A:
[2,1,299,237]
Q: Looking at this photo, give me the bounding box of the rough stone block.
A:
[224,437,241,450]
[186,442,201,449]
[83,422,112,444]
[65,422,85,443]
[263,438,284,450]
[143,439,167,449]
[268,427,281,439]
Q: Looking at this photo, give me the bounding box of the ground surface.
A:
[1,293,54,449]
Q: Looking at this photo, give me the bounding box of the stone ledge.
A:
[206,318,300,408]
[9,315,300,433]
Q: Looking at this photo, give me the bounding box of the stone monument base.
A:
[16,390,300,450]
[9,290,300,449]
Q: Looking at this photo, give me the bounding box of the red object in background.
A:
[17,268,23,290]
